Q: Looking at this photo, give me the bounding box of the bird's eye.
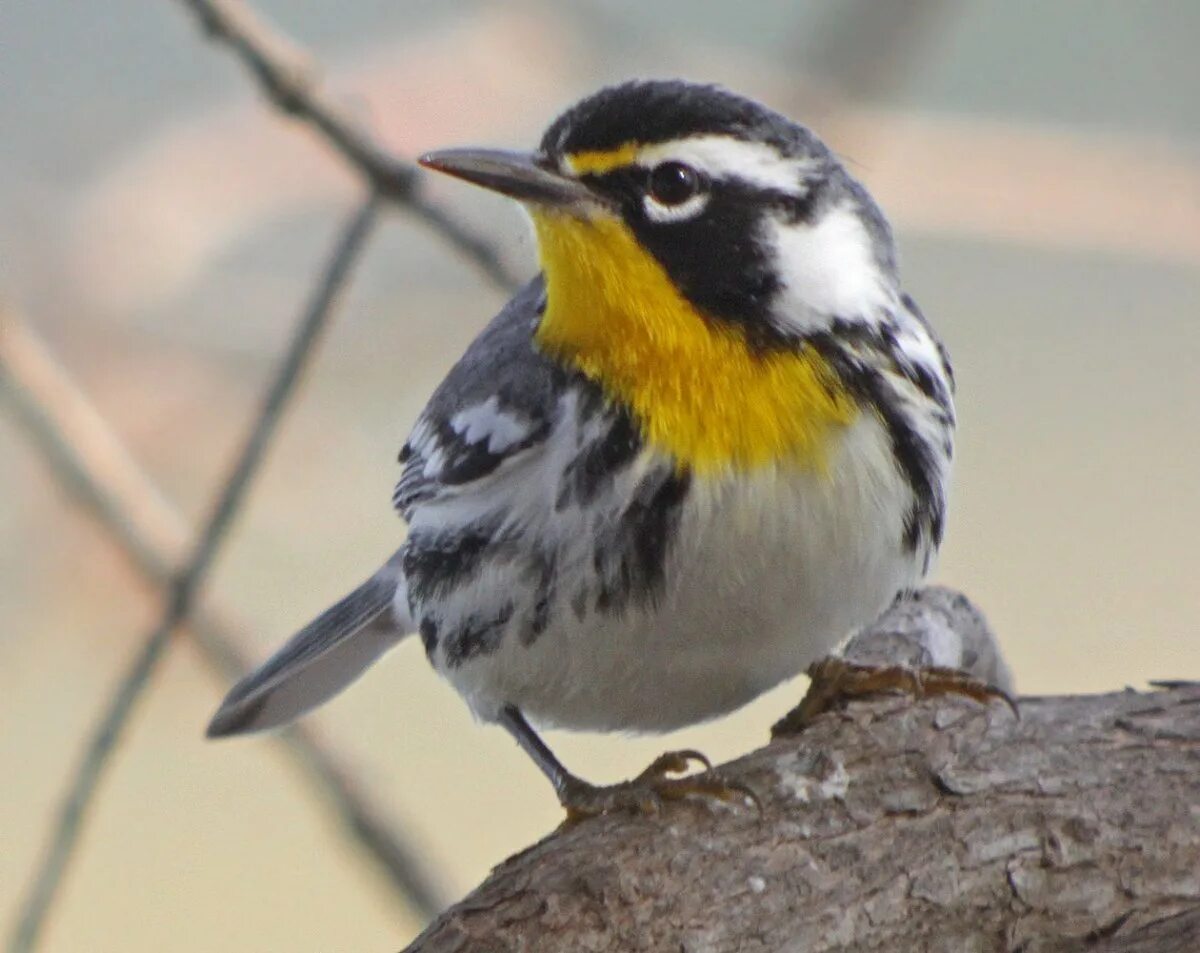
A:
[647,162,703,206]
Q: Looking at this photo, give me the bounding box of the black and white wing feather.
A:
[393,277,672,672]
[393,278,569,519]
[209,277,663,735]
[208,281,568,738]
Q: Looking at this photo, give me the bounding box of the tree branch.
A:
[0,304,450,921]
[174,0,519,291]
[404,593,1200,952]
[8,197,380,953]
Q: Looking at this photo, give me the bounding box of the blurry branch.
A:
[8,197,381,953]
[0,311,189,569]
[175,0,520,292]
[0,306,450,920]
[8,0,552,943]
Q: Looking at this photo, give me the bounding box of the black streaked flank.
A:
[444,602,515,667]
[878,392,945,551]
[418,618,439,655]
[556,405,642,509]
[402,530,494,605]
[807,331,946,554]
[593,466,692,614]
[522,554,556,645]
[902,291,956,393]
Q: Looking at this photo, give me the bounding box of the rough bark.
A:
[404,592,1200,952]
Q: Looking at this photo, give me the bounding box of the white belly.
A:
[438,412,929,732]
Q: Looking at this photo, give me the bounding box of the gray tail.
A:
[207,552,408,738]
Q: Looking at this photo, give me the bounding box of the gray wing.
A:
[393,276,575,519]
[206,279,617,736]
[391,276,671,669]
[207,552,405,737]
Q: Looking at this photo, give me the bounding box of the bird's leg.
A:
[771,656,1018,737]
[499,705,759,822]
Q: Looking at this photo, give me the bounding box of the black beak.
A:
[418,148,601,211]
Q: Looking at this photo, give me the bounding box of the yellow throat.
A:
[531,210,858,473]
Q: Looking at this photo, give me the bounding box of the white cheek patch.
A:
[768,203,891,328]
[642,191,711,223]
[637,136,818,195]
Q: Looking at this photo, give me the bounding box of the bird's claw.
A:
[559,749,759,823]
[772,656,1019,737]
[632,748,712,782]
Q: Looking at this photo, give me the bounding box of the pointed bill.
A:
[418,148,606,211]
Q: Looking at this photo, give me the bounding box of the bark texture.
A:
[405,592,1200,952]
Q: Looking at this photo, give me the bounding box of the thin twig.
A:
[175,0,520,291]
[0,312,190,570]
[9,196,381,953]
[0,306,450,921]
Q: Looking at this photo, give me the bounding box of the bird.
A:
[207,79,957,817]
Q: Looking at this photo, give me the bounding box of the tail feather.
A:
[207,552,409,738]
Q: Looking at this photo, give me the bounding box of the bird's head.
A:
[420,80,899,346]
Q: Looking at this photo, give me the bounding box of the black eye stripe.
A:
[574,163,818,241]
[579,167,640,193]
[577,166,809,210]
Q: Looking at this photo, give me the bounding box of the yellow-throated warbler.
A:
[208,80,956,816]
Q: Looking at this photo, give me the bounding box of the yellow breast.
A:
[531,211,858,474]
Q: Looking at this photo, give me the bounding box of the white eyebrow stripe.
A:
[636,136,817,194]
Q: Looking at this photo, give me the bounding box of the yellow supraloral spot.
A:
[563,144,641,177]
[531,210,858,473]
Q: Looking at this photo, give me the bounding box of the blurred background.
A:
[2,1,1198,950]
